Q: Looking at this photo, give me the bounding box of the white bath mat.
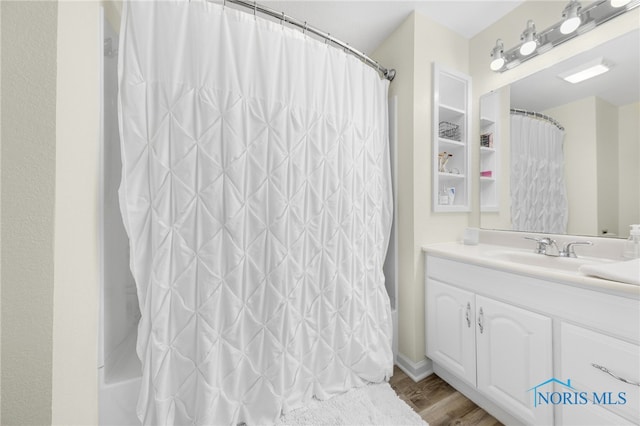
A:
[277,382,427,426]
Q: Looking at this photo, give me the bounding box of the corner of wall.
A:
[52,1,101,424]
[617,102,640,237]
[373,12,421,364]
[375,9,477,366]
[595,98,620,237]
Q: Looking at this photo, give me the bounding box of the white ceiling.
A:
[260,1,526,54]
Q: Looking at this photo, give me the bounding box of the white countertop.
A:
[422,241,640,299]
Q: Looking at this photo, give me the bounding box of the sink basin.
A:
[486,250,613,274]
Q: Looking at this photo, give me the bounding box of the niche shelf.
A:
[479,92,500,212]
[432,63,471,212]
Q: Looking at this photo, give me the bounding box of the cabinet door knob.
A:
[591,364,640,387]
[477,307,484,334]
[465,302,471,328]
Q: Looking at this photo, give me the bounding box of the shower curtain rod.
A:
[510,108,564,131]
[207,0,396,81]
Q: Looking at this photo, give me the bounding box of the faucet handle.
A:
[525,236,556,254]
[524,236,544,254]
[525,236,554,243]
[561,241,593,258]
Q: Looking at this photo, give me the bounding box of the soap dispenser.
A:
[622,224,640,259]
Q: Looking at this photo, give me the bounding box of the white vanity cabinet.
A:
[424,252,640,426]
[426,276,553,425]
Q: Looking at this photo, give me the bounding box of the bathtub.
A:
[99,329,141,426]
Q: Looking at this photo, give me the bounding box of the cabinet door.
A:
[476,296,553,425]
[426,279,476,387]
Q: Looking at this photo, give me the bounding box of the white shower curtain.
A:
[510,114,568,234]
[118,1,393,425]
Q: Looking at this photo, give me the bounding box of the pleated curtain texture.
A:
[510,114,568,234]
[117,1,394,424]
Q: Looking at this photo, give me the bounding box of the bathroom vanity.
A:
[423,237,639,426]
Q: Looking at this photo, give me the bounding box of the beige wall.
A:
[618,102,640,237]
[411,13,470,363]
[1,1,58,424]
[595,98,619,236]
[1,1,100,424]
[543,97,637,239]
[374,12,470,364]
[51,2,101,424]
[373,15,417,363]
[545,98,599,236]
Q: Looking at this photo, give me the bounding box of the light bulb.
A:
[519,20,537,56]
[560,16,581,34]
[520,41,537,56]
[560,0,582,34]
[490,57,505,71]
[489,39,505,71]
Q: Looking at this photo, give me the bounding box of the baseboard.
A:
[395,353,433,382]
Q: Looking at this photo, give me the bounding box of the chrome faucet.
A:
[559,241,593,258]
[525,236,559,255]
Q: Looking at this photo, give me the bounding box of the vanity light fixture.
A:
[611,0,632,7]
[519,20,538,55]
[489,0,640,73]
[560,0,582,34]
[490,39,505,71]
[558,57,611,83]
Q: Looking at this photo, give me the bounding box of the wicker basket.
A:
[439,121,460,141]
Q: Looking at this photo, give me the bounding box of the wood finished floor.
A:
[390,366,503,426]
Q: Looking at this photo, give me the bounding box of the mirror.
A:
[480,29,640,239]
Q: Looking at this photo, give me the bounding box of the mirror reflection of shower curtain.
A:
[510,114,568,234]
[118,1,393,425]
